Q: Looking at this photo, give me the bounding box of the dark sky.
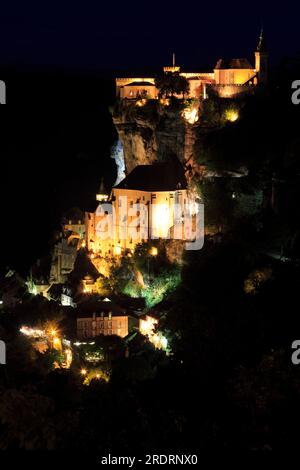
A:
[0,1,299,72]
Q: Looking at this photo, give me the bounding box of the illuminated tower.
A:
[163,52,180,73]
[96,177,109,202]
[255,29,269,85]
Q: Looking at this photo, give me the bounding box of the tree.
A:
[155,72,189,98]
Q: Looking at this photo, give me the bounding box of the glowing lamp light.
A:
[159,98,170,106]
[90,253,95,259]
[95,373,100,379]
[225,109,239,122]
[182,107,199,124]
[136,99,146,107]
[140,316,158,337]
[150,247,158,257]
[80,368,87,376]
[96,194,108,202]
[20,326,45,338]
[114,246,122,256]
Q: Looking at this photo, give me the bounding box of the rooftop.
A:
[125,81,155,87]
[114,160,187,192]
[214,58,253,70]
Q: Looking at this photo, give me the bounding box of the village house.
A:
[76,298,139,339]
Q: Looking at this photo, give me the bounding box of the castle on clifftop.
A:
[116,31,268,100]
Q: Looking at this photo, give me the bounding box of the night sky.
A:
[0,1,299,72]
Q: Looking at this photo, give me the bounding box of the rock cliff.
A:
[112,100,201,178]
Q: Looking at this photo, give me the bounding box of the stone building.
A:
[76,299,138,339]
[85,160,197,259]
[116,31,268,100]
[49,237,78,284]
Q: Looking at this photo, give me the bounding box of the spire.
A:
[172,52,175,67]
[96,177,108,202]
[98,177,106,194]
[257,27,267,52]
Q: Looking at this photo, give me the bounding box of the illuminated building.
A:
[85,160,197,258]
[76,300,139,339]
[116,32,268,100]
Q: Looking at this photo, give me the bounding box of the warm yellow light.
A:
[136,99,146,107]
[95,373,100,379]
[80,368,87,376]
[63,349,72,369]
[20,326,44,338]
[140,316,158,337]
[182,106,199,124]
[139,316,168,351]
[150,246,158,256]
[114,245,122,255]
[160,98,170,106]
[225,109,239,122]
[52,336,62,350]
[96,194,108,202]
[151,203,170,238]
[90,253,95,259]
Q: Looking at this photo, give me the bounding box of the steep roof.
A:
[215,58,253,70]
[97,177,108,196]
[114,161,187,192]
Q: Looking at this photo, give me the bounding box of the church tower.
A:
[255,29,269,85]
[96,177,109,202]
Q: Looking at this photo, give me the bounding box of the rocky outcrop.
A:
[112,101,201,177]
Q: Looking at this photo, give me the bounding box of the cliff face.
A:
[112,101,200,176]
